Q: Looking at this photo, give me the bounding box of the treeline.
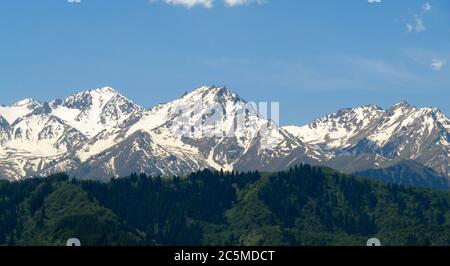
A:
[0,165,449,246]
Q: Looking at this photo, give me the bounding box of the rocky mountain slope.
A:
[0,86,448,187]
[284,101,449,179]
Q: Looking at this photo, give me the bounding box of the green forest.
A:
[1,165,450,246]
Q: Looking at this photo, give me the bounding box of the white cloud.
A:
[67,0,81,3]
[224,0,265,7]
[405,3,434,33]
[422,3,432,12]
[163,0,214,8]
[367,0,382,3]
[406,16,426,33]
[431,59,445,71]
[150,0,265,8]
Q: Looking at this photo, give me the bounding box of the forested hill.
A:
[1,165,450,246]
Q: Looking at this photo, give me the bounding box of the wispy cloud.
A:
[405,2,433,33]
[342,56,419,85]
[431,59,445,71]
[224,0,266,7]
[149,0,266,8]
[406,16,426,33]
[192,55,421,93]
[403,48,449,73]
[367,0,382,3]
[67,0,81,3]
[422,2,432,12]
[162,0,214,9]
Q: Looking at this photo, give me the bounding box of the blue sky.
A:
[0,0,449,125]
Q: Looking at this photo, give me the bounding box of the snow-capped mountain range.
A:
[284,101,449,177]
[0,86,448,184]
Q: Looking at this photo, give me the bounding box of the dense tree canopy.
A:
[0,166,449,246]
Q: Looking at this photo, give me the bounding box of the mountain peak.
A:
[359,104,382,110]
[0,98,42,124]
[391,101,414,109]
[90,86,120,96]
[13,98,38,106]
[180,85,244,105]
[188,85,230,95]
[59,87,127,109]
